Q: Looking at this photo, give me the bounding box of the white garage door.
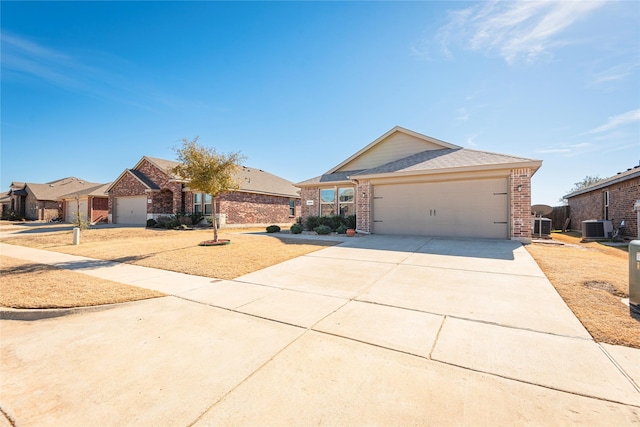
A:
[65,200,88,223]
[372,178,508,239]
[114,196,147,225]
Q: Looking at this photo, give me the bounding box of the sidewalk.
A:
[1,238,639,425]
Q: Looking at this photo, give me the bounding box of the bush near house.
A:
[266,225,281,233]
[290,223,303,234]
[314,225,332,235]
[305,215,356,232]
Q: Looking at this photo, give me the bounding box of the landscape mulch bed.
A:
[526,233,639,349]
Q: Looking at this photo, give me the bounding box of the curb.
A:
[0,299,150,321]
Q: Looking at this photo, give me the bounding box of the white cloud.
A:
[584,109,640,134]
[435,0,605,64]
[590,62,639,86]
[456,108,469,122]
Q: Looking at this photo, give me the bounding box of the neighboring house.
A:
[58,183,111,223]
[297,126,542,243]
[564,165,640,239]
[6,178,101,221]
[107,156,300,226]
[0,191,10,216]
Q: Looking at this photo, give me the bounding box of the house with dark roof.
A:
[107,156,300,226]
[297,126,542,242]
[6,178,102,221]
[564,165,640,239]
[58,183,111,223]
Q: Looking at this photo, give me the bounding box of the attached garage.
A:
[372,178,508,238]
[114,196,147,225]
[298,126,542,243]
[65,199,89,223]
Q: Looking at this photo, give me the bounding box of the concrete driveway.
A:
[1,236,639,426]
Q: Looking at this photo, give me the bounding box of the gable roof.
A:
[59,183,111,200]
[109,156,299,198]
[353,148,541,178]
[24,178,102,201]
[327,126,460,174]
[298,127,542,186]
[564,165,640,198]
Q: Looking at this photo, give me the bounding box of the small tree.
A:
[559,175,603,204]
[172,137,245,242]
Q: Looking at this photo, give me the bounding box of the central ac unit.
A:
[581,220,613,238]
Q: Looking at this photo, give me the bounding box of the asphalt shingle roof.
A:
[564,165,640,198]
[354,148,539,176]
[25,178,102,201]
[139,156,299,198]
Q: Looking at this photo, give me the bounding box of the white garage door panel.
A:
[114,196,147,225]
[65,200,89,222]
[373,179,508,239]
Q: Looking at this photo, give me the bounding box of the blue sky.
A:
[2,1,638,206]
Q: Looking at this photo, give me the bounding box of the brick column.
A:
[355,180,371,233]
[510,168,532,243]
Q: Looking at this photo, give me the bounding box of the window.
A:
[194,193,213,215]
[604,191,609,220]
[338,187,354,217]
[204,194,212,215]
[289,199,295,217]
[193,193,202,214]
[320,188,335,216]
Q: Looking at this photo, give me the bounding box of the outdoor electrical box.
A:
[630,240,640,308]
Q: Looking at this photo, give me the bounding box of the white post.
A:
[72,227,80,245]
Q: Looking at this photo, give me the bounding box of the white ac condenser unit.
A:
[581,220,613,239]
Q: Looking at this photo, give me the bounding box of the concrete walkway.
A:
[1,236,639,426]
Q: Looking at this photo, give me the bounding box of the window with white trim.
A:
[320,189,335,216]
[338,187,354,217]
[194,193,213,215]
[604,191,609,220]
[289,199,295,217]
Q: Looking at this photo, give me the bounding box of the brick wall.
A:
[137,160,183,213]
[510,168,533,242]
[90,197,109,223]
[108,172,150,217]
[217,192,298,225]
[24,192,58,221]
[108,160,184,222]
[300,187,320,219]
[355,180,371,232]
[568,176,639,238]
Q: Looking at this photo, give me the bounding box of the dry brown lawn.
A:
[0,256,165,309]
[526,233,639,348]
[2,227,338,280]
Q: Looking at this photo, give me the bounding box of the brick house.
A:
[6,177,102,221]
[297,126,542,243]
[59,183,110,223]
[107,156,300,226]
[564,165,640,239]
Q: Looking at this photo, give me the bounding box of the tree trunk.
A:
[212,197,218,242]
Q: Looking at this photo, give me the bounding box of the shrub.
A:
[72,211,91,230]
[295,217,303,225]
[336,224,347,234]
[314,225,331,235]
[290,223,303,234]
[328,215,343,231]
[266,225,281,233]
[146,218,157,228]
[344,214,356,229]
[305,216,321,231]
